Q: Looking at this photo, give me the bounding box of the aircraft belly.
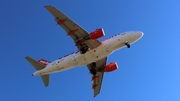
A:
[38,57,78,75]
[85,43,111,64]
[74,42,111,66]
[74,55,87,66]
[108,36,128,51]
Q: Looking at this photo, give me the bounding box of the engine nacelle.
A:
[89,28,105,39]
[38,59,50,66]
[105,62,118,72]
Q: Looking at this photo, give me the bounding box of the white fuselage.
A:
[33,31,143,76]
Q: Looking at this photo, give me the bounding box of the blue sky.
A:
[1,0,180,101]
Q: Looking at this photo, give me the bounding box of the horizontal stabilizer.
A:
[25,56,45,70]
[41,74,50,87]
[25,56,50,86]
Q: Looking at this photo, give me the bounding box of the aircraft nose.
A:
[135,31,144,39]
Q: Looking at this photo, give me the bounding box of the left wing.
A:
[45,5,101,50]
[87,57,107,97]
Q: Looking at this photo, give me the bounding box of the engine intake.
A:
[105,62,118,72]
[89,28,105,39]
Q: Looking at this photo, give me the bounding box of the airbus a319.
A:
[25,5,143,97]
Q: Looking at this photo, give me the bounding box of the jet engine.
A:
[105,62,118,72]
[89,28,105,39]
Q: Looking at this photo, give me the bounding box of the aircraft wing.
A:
[87,57,107,97]
[45,5,101,50]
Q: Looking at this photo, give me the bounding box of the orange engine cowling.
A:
[89,28,105,39]
[105,62,118,72]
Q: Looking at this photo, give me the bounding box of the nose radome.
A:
[135,31,144,39]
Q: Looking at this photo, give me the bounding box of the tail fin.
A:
[25,56,50,87]
[38,59,50,66]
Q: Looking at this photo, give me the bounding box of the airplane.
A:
[25,5,143,97]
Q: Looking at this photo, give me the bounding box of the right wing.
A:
[45,5,101,50]
[92,72,104,97]
[87,57,107,97]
